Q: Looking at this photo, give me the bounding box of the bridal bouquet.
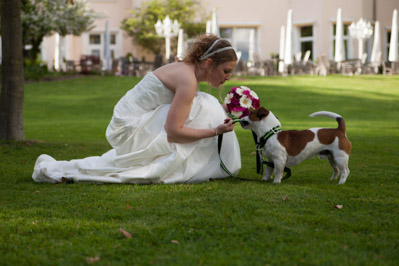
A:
[224,86,260,118]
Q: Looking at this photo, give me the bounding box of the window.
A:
[86,31,119,66]
[332,24,350,60]
[299,25,314,60]
[89,34,101,45]
[110,34,116,45]
[91,49,100,57]
[220,27,258,63]
[220,28,233,41]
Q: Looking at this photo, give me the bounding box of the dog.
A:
[240,107,352,184]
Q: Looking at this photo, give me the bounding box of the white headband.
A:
[199,39,235,61]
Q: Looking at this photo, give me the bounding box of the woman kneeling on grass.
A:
[33,34,241,184]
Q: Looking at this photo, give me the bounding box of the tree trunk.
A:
[0,0,25,141]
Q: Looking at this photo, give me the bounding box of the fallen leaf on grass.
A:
[119,228,132,238]
[85,256,100,263]
[334,205,343,209]
[171,240,179,244]
[282,195,288,201]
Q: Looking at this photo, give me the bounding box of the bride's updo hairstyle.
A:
[184,34,237,66]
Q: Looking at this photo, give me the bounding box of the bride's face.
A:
[207,60,237,88]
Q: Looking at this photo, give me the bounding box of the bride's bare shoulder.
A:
[153,62,197,92]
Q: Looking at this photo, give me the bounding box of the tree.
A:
[0,0,25,141]
[21,0,98,64]
[0,0,94,141]
[121,0,206,55]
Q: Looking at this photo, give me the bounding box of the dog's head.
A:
[240,107,281,136]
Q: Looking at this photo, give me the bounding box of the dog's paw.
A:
[261,176,273,182]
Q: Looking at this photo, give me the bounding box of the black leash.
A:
[252,127,291,180]
[217,119,291,181]
[217,133,262,182]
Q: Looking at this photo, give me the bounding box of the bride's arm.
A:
[164,79,234,144]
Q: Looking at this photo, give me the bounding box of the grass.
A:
[1,74,399,265]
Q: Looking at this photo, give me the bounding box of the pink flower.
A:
[224,86,261,118]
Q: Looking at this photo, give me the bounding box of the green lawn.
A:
[1,74,398,265]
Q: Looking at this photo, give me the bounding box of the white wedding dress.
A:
[32,72,241,184]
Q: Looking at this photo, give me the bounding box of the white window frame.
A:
[294,24,315,61]
[330,21,354,60]
[83,29,121,63]
[220,26,259,64]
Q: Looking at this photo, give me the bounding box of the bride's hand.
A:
[216,118,235,135]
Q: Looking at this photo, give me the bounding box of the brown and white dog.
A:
[241,107,352,184]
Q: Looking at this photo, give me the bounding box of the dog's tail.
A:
[309,111,346,132]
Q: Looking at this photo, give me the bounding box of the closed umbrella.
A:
[54,33,60,71]
[176,28,184,60]
[370,21,381,64]
[388,9,398,62]
[334,8,345,70]
[248,28,255,66]
[206,20,211,34]
[211,8,220,37]
[284,9,293,66]
[278,25,285,73]
[104,20,111,72]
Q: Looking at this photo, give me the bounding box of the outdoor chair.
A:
[120,57,130,76]
[65,60,76,72]
[364,51,382,74]
[340,59,361,75]
[111,59,119,74]
[79,55,102,74]
[314,54,330,76]
[263,59,279,76]
[234,59,247,76]
[291,52,303,75]
[302,51,315,75]
[153,54,163,70]
[383,61,399,75]
[247,54,265,76]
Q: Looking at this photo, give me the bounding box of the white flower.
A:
[235,87,244,96]
[241,86,250,90]
[249,90,259,100]
[231,110,243,117]
[224,92,233,104]
[240,95,252,108]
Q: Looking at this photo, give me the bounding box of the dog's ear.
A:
[249,107,269,121]
[257,107,270,119]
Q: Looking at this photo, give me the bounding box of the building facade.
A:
[40,0,399,71]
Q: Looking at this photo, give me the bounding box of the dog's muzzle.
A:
[239,120,249,127]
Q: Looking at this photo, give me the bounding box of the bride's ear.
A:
[205,58,214,69]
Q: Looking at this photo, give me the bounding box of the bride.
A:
[33,34,241,184]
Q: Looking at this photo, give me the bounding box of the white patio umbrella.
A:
[176,28,184,60]
[211,8,220,37]
[54,33,60,71]
[284,9,293,66]
[248,28,255,66]
[104,20,111,72]
[370,21,381,64]
[334,8,345,70]
[278,25,285,73]
[206,20,212,34]
[388,9,398,62]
